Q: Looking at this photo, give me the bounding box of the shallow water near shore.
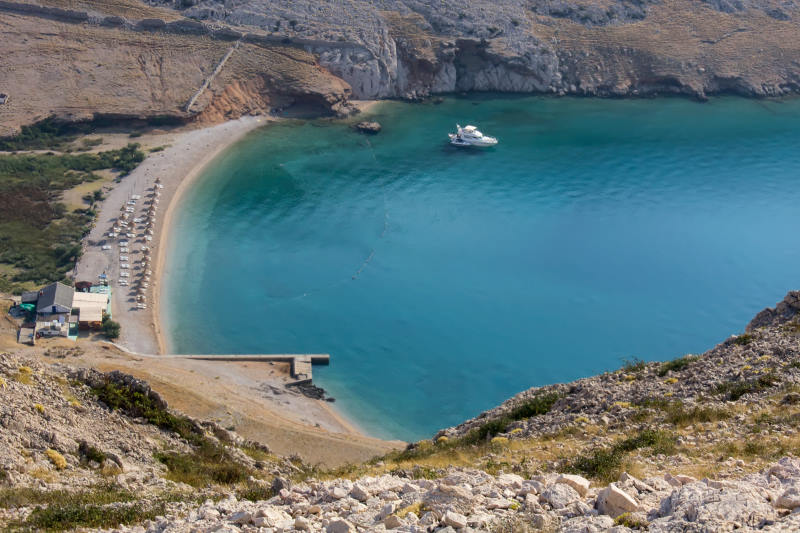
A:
[164,95,800,440]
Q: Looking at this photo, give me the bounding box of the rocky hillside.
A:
[0,0,354,137]
[2,0,800,136]
[2,290,800,531]
[150,0,800,101]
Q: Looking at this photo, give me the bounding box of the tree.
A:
[101,314,121,340]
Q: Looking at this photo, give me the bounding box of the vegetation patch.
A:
[716,373,779,401]
[101,314,121,340]
[236,481,274,502]
[566,429,676,482]
[17,501,163,532]
[662,401,731,427]
[658,355,700,377]
[621,357,647,374]
[90,378,258,488]
[45,449,67,470]
[0,117,94,152]
[155,442,251,488]
[90,379,203,445]
[459,392,562,446]
[615,512,648,529]
[0,145,145,291]
[0,483,135,508]
[734,333,755,346]
[78,442,107,464]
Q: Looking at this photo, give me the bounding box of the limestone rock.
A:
[350,483,370,501]
[354,121,381,134]
[597,483,639,517]
[557,474,591,496]
[384,514,404,529]
[326,519,356,533]
[442,510,468,529]
[540,482,581,509]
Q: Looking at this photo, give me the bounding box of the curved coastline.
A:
[151,107,381,441]
[153,118,267,356]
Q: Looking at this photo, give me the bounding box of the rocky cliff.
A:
[2,0,800,136]
[150,0,800,101]
[0,0,354,137]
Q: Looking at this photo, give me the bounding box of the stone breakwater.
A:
[104,457,800,532]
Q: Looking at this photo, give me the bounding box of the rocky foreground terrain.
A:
[1,292,800,531]
[2,0,800,136]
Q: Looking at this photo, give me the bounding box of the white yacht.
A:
[448,124,498,147]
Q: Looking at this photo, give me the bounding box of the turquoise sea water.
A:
[164,96,800,441]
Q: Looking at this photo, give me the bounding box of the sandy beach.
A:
[76,116,267,355]
[70,105,401,464]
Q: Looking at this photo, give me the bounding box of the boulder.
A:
[326,519,356,533]
[540,482,581,509]
[597,483,639,517]
[254,507,292,526]
[557,474,591,496]
[228,511,252,525]
[442,510,468,529]
[384,514,404,529]
[350,483,370,501]
[354,121,381,134]
[776,486,800,509]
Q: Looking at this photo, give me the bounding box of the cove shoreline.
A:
[71,102,402,462]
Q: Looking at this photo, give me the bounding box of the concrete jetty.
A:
[167,354,329,384]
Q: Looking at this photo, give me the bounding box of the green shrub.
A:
[21,502,159,531]
[621,357,647,373]
[734,333,754,346]
[658,355,700,377]
[0,117,93,151]
[615,512,648,529]
[716,373,779,401]
[90,380,202,445]
[155,445,249,487]
[101,316,121,340]
[79,442,107,464]
[567,430,675,482]
[459,392,562,445]
[237,482,274,502]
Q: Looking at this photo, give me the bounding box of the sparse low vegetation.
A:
[621,357,647,373]
[91,378,258,488]
[566,429,676,482]
[465,393,562,444]
[662,401,731,426]
[716,373,779,401]
[658,355,700,376]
